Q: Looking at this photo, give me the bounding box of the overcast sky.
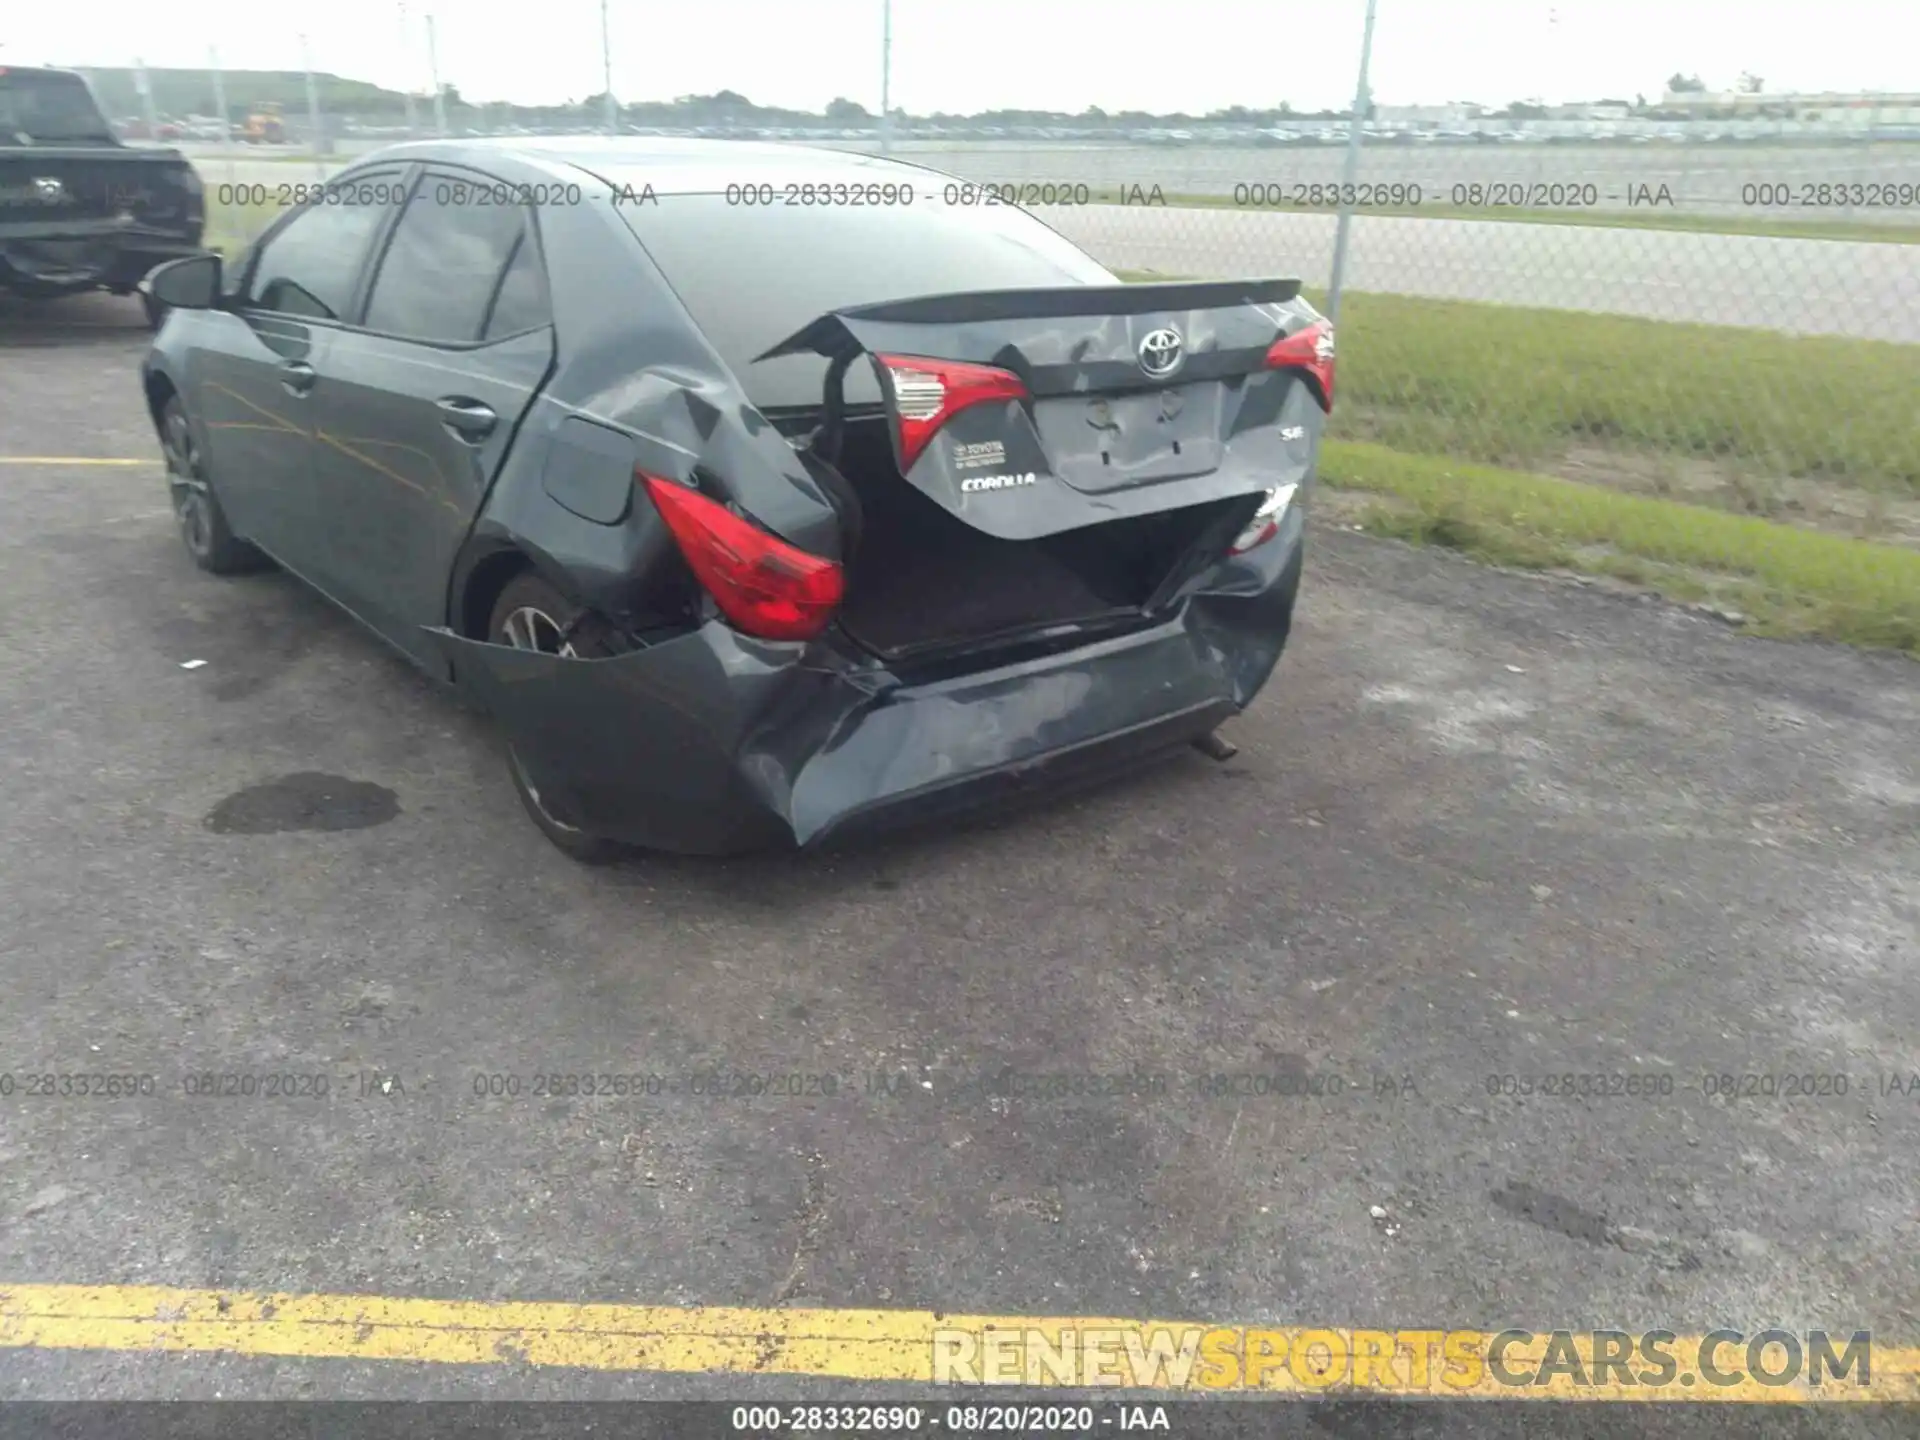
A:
[6,1,1912,113]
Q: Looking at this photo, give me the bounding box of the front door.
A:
[194,171,405,575]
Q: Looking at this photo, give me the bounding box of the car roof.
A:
[350,135,942,195]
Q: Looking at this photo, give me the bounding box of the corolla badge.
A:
[1138,327,1183,378]
[959,472,1038,493]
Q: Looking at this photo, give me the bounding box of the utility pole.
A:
[878,0,893,152]
[133,57,161,141]
[1327,0,1378,327]
[427,15,448,136]
[601,0,618,134]
[208,47,233,149]
[299,34,325,160]
[399,3,419,137]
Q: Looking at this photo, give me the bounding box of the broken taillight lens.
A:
[874,353,1029,470]
[1265,319,1334,410]
[639,473,844,642]
[1229,484,1300,555]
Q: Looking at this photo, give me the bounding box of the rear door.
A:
[191,173,405,568]
[758,280,1330,543]
[308,167,555,664]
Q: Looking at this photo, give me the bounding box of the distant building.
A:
[1546,102,1630,121]
[1658,89,1920,125]
[1373,102,1483,128]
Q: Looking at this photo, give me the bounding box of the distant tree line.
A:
[72,68,1841,130]
[70,72,1411,127]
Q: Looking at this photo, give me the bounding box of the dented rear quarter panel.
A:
[446,153,848,638]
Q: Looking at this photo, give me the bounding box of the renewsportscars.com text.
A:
[930,1326,1874,1393]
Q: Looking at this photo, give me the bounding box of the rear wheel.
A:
[487,572,626,864]
[160,396,267,574]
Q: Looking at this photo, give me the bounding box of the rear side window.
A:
[616,190,1114,410]
[363,175,541,343]
[246,176,401,320]
[483,229,552,340]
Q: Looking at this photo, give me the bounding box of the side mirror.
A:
[141,253,223,311]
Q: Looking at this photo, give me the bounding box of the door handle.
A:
[279,361,316,396]
[436,396,498,441]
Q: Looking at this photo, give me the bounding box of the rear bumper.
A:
[428,509,1305,856]
[0,221,205,293]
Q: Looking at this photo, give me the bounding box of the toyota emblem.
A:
[1138,327,1183,378]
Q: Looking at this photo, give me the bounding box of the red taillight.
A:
[874,354,1029,470]
[639,473,844,642]
[1265,319,1334,410]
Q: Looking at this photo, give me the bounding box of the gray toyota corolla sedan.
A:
[139,138,1332,862]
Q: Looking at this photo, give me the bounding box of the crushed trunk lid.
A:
[755,279,1326,543]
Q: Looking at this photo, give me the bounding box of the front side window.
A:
[246,177,401,320]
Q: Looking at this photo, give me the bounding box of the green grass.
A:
[1110,269,1920,654]
[202,197,285,256]
[1111,277,1920,497]
[1320,442,1920,655]
[1333,292,1920,495]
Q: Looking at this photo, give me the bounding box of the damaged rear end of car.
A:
[428,165,1330,856]
[760,278,1330,670]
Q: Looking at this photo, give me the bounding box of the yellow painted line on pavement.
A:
[0,457,154,466]
[2,1284,1917,1399]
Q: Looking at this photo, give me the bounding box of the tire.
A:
[486,572,627,864]
[159,396,268,575]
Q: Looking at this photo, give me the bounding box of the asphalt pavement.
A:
[1,295,1917,1417]
[1043,206,1920,341]
[823,138,1920,222]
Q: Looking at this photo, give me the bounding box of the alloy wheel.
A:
[163,409,213,558]
[497,604,584,831]
[499,605,578,659]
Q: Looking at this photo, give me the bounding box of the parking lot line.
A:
[0,458,153,466]
[2,1284,1915,1398]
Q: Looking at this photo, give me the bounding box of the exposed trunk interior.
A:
[817,419,1244,663]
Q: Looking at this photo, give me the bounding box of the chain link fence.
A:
[827,142,1920,554]
[1037,195,1917,541]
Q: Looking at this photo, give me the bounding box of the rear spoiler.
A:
[755,278,1304,364]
